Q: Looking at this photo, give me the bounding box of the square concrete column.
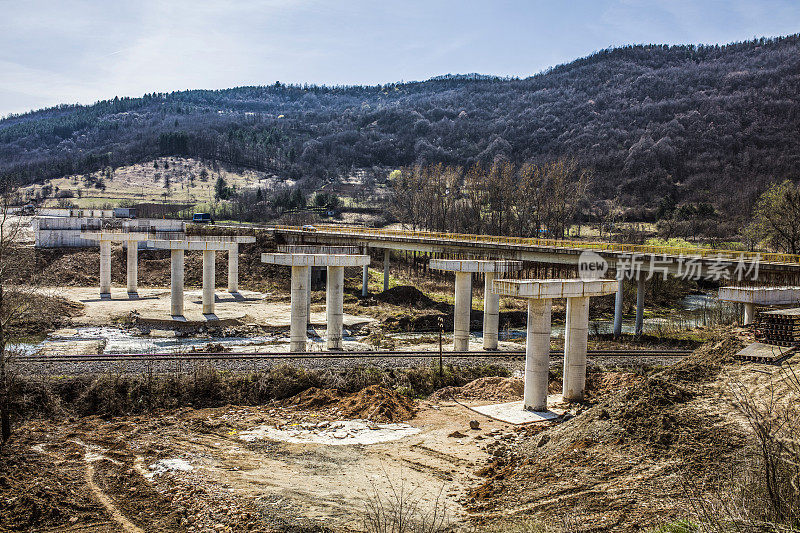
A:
[744,303,756,325]
[483,272,500,350]
[126,241,138,296]
[383,249,390,292]
[326,266,345,350]
[228,245,239,293]
[307,266,312,325]
[99,240,111,298]
[635,275,645,336]
[563,296,590,402]
[170,249,184,317]
[613,278,623,336]
[362,264,369,297]
[453,271,472,351]
[202,250,216,315]
[524,298,552,411]
[291,265,310,351]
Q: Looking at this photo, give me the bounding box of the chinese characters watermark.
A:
[579,251,761,282]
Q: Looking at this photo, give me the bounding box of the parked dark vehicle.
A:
[193,212,214,224]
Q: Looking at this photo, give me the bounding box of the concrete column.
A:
[202,250,215,315]
[563,296,589,402]
[383,249,390,292]
[307,266,312,325]
[524,298,552,412]
[228,245,239,292]
[99,240,111,298]
[126,241,138,296]
[362,265,369,297]
[483,272,500,350]
[453,271,472,351]
[635,275,645,336]
[170,249,184,317]
[326,266,344,350]
[744,303,756,325]
[290,266,310,351]
[613,278,623,336]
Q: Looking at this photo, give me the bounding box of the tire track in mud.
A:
[32,441,144,533]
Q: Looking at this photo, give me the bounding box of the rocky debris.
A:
[469,420,481,430]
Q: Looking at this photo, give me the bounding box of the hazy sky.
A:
[2,0,799,117]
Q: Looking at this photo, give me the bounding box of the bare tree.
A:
[0,181,38,442]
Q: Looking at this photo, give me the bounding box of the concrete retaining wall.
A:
[35,217,186,248]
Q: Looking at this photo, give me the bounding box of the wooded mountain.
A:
[2,35,799,221]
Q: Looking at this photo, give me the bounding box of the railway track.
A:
[14,349,692,364]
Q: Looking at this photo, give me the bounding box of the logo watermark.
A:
[579,252,761,282]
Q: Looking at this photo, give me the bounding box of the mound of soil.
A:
[432,376,524,402]
[375,285,438,308]
[285,384,417,423]
[286,387,344,409]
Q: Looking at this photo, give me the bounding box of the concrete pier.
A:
[228,245,239,292]
[563,296,590,401]
[82,232,151,299]
[718,286,800,325]
[144,236,255,320]
[453,272,472,351]
[430,259,522,351]
[635,275,645,336]
[126,241,138,296]
[261,252,370,352]
[613,278,623,336]
[202,250,216,315]
[362,264,369,297]
[307,266,312,325]
[291,266,310,351]
[484,272,499,349]
[170,249,184,317]
[326,266,345,349]
[99,240,111,298]
[383,249,390,292]
[492,279,617,412]
[524,298,552,411]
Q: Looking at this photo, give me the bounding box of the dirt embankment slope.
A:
[467,333,752,531]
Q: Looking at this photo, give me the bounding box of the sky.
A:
[2,0,800,117]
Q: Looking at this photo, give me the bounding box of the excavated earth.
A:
[2,327,785,532]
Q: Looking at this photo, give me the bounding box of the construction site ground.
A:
[3,327,790,532]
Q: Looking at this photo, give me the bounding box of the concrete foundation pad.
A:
[468,397,565,424]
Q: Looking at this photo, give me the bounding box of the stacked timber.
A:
[756,308,800,347]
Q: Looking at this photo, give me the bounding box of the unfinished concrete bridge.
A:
[268,224,800,335]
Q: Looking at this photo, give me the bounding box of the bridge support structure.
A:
[492,279,617,410]
[635,275,645,336]
[262,252,370,352]
[613,278,623,336]
[718,286,800,325]
[142,236,255,319]
[82,232,151,300]
[383,249,390,292]
[429,260,522,351]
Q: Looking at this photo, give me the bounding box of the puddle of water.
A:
[238,419,420,445]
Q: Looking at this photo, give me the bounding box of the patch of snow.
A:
[238,419,420,446]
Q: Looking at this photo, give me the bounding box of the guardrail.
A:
[270,224,800,265]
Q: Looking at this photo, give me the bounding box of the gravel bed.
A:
[13,354,682,376]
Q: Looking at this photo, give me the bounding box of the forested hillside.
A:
[2,35,799,222]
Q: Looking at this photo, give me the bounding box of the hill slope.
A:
[2,35,799,218]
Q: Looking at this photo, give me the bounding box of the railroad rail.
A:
[14,349,692,364]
